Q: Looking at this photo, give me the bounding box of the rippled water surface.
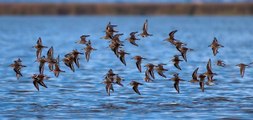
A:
[0,16,253,119]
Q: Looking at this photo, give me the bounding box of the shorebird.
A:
[165,30,186,47]
[199,74,206,92]
[36,56,47,74]
[170,73,181,93]
[126,32,140,46]
[208,37,224,56]
[118,50,130,66]
[63,54,75,72]
[84,40,96,62]
[178,47,193,62]
[33,37,47,59]
[32,74,50,91]
[111,33,124,45]
[236,63,249,78]
[132,55,146,72]
[101,22,118,40]
[76,35,90,44]
[115,74,124,87]
[190,67,199,83]
[130,81,143,95]
[144,71,153,82]
[53,55,65,77]
[171,55,183,70]
[205,59,217,86]
[104,78,114,96]
[140,19,152,37]
[70,49,83,68]
[109,41,122,58]
[217,60,226,67]
[46,47,57,71]
[9,58,26,80]
[155,63,168,78]
[145,63,155,79]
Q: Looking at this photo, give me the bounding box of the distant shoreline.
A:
[0,3,253,15]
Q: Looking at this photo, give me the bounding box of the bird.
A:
[199,74,206,92]
[130,81,143,95]
[208,37,224,56]
[114,74,124,87]
[32,74,49,91]
[178,47,193,62]
[155,63,168,78]
[217,60,226,67]
[145,63,155,79]
[132,55,146,72]
[9,58,26,80]
[109,41,122,58]
[69,49,83,68]
[46,46,57,71]
[84,40,96,62]
[171,55,183,70]
[101,22,118,40]
[103,78,114,96]
[36,56,47,74]
[53,55,65,77]
[165,30,186,47]
[236,63,249,78]
[170,73,181,93]
[33,37,48,59]
[140,19,152,37]
[76,35,90,44]
[190,67,199,83]
[118,50,130,66]
[205,59,217,86]
[126,32,140,46]
[63,54,75,72]
[144,71,153,82]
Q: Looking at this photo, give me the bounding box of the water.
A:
[0,16,253,119]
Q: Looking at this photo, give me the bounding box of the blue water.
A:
[0,16,253,119]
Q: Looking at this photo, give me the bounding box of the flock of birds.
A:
[9,19,252,96]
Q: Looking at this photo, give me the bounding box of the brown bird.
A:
[70,49,83,68]
[104,78,114,96]
[155,63,168,78]
[109,41,122,58]
[145,63,155,79]
[76,35,90,44]
[114,74,124,87]
[130,81,143,95]
[101,22,118,40]
[126,32,140,46]
[84,40,96,62]
[190,67,199,83]
[144,71,153,82]
[118,50,130,66]
[9,58,26,80]
[63,55,75,72]
[46,47,57,71]
[205,59,217,86]
[140,19,152,37]
[171,55,183,70]
[199,74,206,92]
[111,33,124,45]
[53,55,65,77]
[170,73,181,93]
[236,63,249,78]
[217,60,226,67]
[32,74,49,91]
[33,37,48,59]
[165,30,186,47]
[36,56,47,74]
[132,55,146,72]
[178,47,193,62]
[208,37,224,56]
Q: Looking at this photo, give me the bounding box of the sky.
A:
[0,0,252,3]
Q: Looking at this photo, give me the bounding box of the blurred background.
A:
[0,0,253,15]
